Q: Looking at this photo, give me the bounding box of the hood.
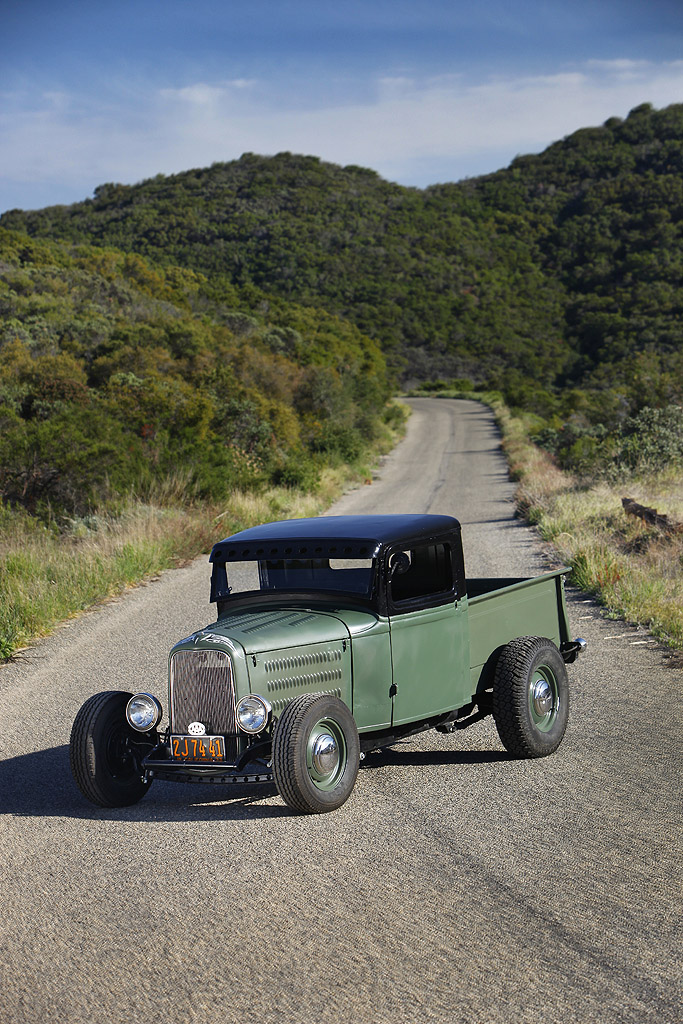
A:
[203,607,351,656]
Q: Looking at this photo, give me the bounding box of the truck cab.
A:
[210,513,469,732]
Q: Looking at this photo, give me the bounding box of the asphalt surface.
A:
[0,398,680,1024]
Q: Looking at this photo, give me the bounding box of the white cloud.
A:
[2,59,683,208]
[160,80,257,105]
[149,60,683,174]
[586,59,651,70]
[161,84,227,105]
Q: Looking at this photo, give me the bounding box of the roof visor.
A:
[211,538,381,563]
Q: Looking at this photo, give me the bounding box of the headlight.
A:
[126,693,163,733]
[236,695,271,734]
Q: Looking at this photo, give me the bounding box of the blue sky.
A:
[2,0,683,212]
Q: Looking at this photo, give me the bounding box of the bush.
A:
[534,421,611,475]
[383,403,406,428]
[310,423,364,462]
[618,405,683,473]
[0,404,146,517]
[272,452,321,492]
[534,404,683,479]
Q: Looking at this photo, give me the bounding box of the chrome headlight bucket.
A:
[236,694,272,735]
[126,693,163,733]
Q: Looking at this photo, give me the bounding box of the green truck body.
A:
[70,514,585,814]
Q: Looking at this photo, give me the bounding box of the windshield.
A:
[213,557,376,601]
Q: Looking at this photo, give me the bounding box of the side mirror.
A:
[389,551,411,578]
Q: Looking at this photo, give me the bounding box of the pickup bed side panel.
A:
[467,571,571,691]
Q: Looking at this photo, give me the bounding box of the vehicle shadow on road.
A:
[1,744,511,822]
[361,747,510,769]
[0,744,289,822]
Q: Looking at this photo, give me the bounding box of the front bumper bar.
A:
[142,753,273,786]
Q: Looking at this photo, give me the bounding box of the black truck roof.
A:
[209,514,461,563]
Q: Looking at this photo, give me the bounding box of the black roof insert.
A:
[210,514,460,563]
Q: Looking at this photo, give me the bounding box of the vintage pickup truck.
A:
[70,514,586,814]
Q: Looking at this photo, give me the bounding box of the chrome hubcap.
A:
[528,667,559,733]
[311,732,339,776]
[532,678,553,716]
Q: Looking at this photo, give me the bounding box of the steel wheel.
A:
[273,693,360,814]
[306,717,347,791]
[493,637,569,758]
[528,664,561,733]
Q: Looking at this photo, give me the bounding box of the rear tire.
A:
[492,637,569,758]
[70,691,152,807]
[273,693,360,814]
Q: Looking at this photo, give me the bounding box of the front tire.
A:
[492,637,569,758]
[273,693,360,814]
[70,691,152,807]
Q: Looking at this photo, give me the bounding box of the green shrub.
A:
[534,421,611,475]
[272,452,321,492]
[311,423,364,462]
[533,406,683,478]
[0,404,147,517]
[618,405,683,473]
[383,403,406,428]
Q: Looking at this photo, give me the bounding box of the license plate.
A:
[170,735,226,762]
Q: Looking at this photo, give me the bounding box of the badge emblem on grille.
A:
[188,721,206,735]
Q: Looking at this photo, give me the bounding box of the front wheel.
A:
[70,691,153,807]
[272,693,360,814]
[492,637,569,758]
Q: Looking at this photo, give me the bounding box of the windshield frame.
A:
[211,555,379,609]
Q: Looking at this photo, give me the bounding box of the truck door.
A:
[387,542,470,726]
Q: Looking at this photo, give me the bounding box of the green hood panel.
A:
[332,608,388,637]
[213,608,350,655]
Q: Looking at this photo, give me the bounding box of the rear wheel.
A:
[70,691,152,807]
[273,693,360,814]
[492,637,569,758]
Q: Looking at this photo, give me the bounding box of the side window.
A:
[388,543,454,605]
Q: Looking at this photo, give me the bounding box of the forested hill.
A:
[3,101,683,408]
[0,228,389,516]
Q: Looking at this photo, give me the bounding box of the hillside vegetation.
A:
[4,101,682,421]
[0,228,390,517]
[500,401,683,650]
[0,227,395,658]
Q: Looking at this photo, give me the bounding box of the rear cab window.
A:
[388,542,456,610]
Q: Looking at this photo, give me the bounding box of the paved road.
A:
[0,399,680,1024]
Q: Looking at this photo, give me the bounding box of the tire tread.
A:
[273,693,325,813]
[492,636,568,759]
[69,690,150,807]
[273,693,359,814]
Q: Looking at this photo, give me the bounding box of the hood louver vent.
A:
[222,611,318,634]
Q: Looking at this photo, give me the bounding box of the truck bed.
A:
[467,568,571,688]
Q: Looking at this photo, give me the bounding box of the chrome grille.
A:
[170,650,238,758]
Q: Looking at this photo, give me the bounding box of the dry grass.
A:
[0,483,340,660]
[494,402,683,649]
[0,503,217,659]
